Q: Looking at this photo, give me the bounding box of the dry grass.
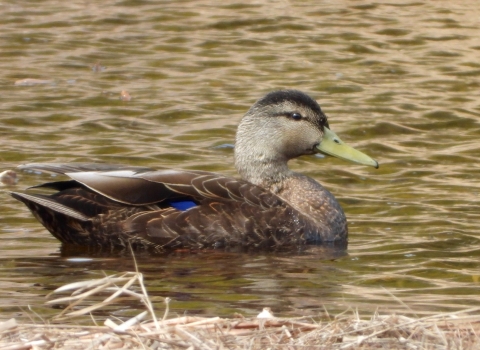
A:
[0,271,479,350]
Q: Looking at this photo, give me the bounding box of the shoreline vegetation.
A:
[1,271,479,349]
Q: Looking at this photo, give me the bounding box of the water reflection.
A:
[1,248,347,320]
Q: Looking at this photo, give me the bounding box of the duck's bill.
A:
[316,127,379,168]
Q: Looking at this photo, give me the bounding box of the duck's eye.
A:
[290,112,302,120]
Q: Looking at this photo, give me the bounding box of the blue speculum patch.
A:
[168,200,197,211]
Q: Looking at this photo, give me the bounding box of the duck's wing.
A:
[112,170,301,250]
[13,164,310,251]
[18,162,155,175]
[18,160,277,206]
[18,163,278,205]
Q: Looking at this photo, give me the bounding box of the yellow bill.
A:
[317,127,379,168]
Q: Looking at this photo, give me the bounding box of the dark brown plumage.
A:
[11,90,378,253]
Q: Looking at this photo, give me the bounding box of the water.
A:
[1,0,479,321]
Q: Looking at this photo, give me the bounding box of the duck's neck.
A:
[234,116,293,192]
[235,152,292,193]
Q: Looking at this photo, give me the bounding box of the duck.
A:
[11,90,378,253]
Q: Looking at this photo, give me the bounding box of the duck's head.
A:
[235,90,378,184]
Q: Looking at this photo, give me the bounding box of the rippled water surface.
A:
[1,0,480,321]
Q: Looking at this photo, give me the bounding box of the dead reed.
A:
[0,271,479,350]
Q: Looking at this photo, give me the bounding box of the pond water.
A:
[1,0,479,322]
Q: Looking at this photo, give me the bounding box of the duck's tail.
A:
[10,192,91,245]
